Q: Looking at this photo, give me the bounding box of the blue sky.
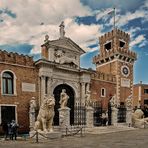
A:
[0,0,148,84]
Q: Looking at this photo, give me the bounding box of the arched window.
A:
[2,72,14,94]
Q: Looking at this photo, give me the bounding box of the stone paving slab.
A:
[0,128,147,148]
[85,125,136,134]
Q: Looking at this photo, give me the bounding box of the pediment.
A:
[42,37,85,55]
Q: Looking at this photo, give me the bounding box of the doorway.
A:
[1,106,16,123]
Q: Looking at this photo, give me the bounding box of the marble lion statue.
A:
[132,109,148,128]
[34,95,55,133]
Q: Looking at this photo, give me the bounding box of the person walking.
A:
[10,120,19,140]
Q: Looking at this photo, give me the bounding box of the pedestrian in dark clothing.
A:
[8,122,13,140]
[10,120,19,140]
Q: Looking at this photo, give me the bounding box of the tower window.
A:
[120,40,125,48]
[104,42,112,51]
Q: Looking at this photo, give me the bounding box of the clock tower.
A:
[93,28,137,103]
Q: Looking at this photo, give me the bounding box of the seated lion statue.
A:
[34,95,55,133]
[132,108,148,128]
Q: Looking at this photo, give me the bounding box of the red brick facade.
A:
[91,72,116,111]
[133,83,148,109]
[0,50,38,133]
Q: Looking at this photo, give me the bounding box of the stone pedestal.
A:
[86,106,94,128]
[30,130,62,139]
[111,107,118,126]
[126,108,132,126]
[29,112,36,131]
[58,107,70,128]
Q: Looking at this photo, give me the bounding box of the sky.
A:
[0,0,148,84]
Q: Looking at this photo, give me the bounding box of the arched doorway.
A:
[53,84,74,125]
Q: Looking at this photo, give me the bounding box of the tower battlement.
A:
[93,28,137,66]
[99,28,130,44]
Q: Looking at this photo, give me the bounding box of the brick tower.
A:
[93,28,137,104]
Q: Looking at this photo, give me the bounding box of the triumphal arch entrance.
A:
[35,22,91,125]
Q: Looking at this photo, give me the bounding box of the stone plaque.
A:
[22,83,36,92]
[121,78,130,88]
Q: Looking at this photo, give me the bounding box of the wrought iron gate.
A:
[93,101,102,126]
[117,103,126,123]
[74,103,86,125]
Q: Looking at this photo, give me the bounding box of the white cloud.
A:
[31,18,102,54]
[0,0,91,25]
[0,0,96,55]
[108,9,147,28]
[95,8,113,21]
[130,35,146,47]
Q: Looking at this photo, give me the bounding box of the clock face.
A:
[121,65,130,77]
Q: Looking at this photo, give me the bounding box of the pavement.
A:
[0,126,148,148]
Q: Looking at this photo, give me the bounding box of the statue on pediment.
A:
[59,21,65,38]
[44,34,49,43]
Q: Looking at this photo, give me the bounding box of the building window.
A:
[144,89,148,94]
[2,72,14,94]
[104,41,112,51]
[101,88,106,97]
[119,40,125,48]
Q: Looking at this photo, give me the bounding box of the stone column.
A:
[58,107,71,129]
[111,107,118,126]
[86,106,94,128]
[40,76,46,103]
[47,77,52,95]
[81,82,85,103]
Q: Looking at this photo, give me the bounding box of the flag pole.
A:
[113,7,116,29]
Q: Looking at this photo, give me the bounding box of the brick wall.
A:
[0,51,38,133]
[91,78,116,110]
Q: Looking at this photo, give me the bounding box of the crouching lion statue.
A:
[132,108,148,128]
[34,95,55,133]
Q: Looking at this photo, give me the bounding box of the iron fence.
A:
[93,101,103,126]
[117,104,126,123]
[74,103,86,125]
